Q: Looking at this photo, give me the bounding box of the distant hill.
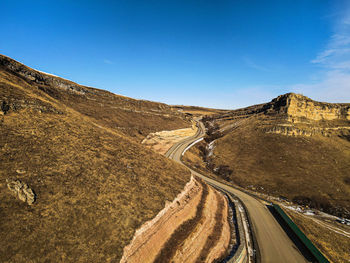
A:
[0,54,190,140]
[0,54,192,262]
[185,93,350,218]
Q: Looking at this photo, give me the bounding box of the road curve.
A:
[165,120,310,263]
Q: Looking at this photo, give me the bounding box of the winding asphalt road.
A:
[165,120,310,263]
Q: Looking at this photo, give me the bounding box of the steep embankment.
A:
[123,126,234,263]
[141,122,197,155]
[184,93,350,219]
[0,54,193,262]
[120,177,232,263]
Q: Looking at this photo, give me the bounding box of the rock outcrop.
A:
[265,93,350,121]
[7,179,36,205]
[0,54,90,95]
[141,124,197,155]
[214,93,350,137]
[265,125,350,137]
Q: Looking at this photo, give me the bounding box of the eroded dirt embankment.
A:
[120,177,232,263]
[141,123,197,155]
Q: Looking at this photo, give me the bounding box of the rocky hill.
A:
[269,93,350,121]
[0,54,190,140]
[0,54,196,262]
[184,93,350,219]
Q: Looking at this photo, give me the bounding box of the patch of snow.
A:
[206,140,215,157]
[282,205,302,213]
[182,138,203,156]
[303,210,315,216]
[36,70,59,78]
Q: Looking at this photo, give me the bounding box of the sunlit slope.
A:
[0,54,190,140]
[199,93,350,218]
[0,55,191,262]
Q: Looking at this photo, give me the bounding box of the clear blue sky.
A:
[1,0,349,108]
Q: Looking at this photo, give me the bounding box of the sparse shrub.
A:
[214,165,233,181]
[293,195,333,214]
[344,176,350,185]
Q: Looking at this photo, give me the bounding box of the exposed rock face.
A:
[7,179,36,205]
[256,93,350,137]
[0,98,62,115]
[0,54,89,95]
[141,124,198,155]
[267,93,350,121]
[265,125,350,137]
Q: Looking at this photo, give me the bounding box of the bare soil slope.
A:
[0,54,191,262]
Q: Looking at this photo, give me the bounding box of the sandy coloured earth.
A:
[141,123,197,155]
[120,176,232,263]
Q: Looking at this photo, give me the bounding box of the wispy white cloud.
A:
[242,57,270,72]
[290,70,350,102]
[310,48,337,64]
[291,8,350,102]
[103,59,114,65]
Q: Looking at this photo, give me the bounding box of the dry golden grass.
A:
[209,116,350,218]
[286,211,350,263]
[183,96,350,262]
[153,182,209,263]
[183,134,350,263]
[0,58,192,262]
[171,105,229,117]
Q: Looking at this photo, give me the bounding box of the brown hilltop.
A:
[0,54,234,263]
[0,54,190,139]
[185,93,350,217]
[0,54,194,262]
[183,93,350,262]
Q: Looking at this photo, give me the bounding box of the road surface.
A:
[165,120,310,263]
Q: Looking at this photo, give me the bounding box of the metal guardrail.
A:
[272,204,329,263]
[207,182,257,263]
[226,194,248,263]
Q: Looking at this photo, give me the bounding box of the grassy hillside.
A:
[171,105,229,117]
[187,94,350,218]
[0,55,191,262]
[0,54,190,140]
[212,116,350,216]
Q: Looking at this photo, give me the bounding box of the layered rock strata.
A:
[266,93,350,121]
[265,125,350,137]
[120,177,231,263]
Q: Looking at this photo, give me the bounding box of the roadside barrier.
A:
[272,204,329,263]
[226,194,248,263]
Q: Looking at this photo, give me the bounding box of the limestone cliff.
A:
[266,93,350,121]
[202,93,350,140]
[258,93,350,138]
